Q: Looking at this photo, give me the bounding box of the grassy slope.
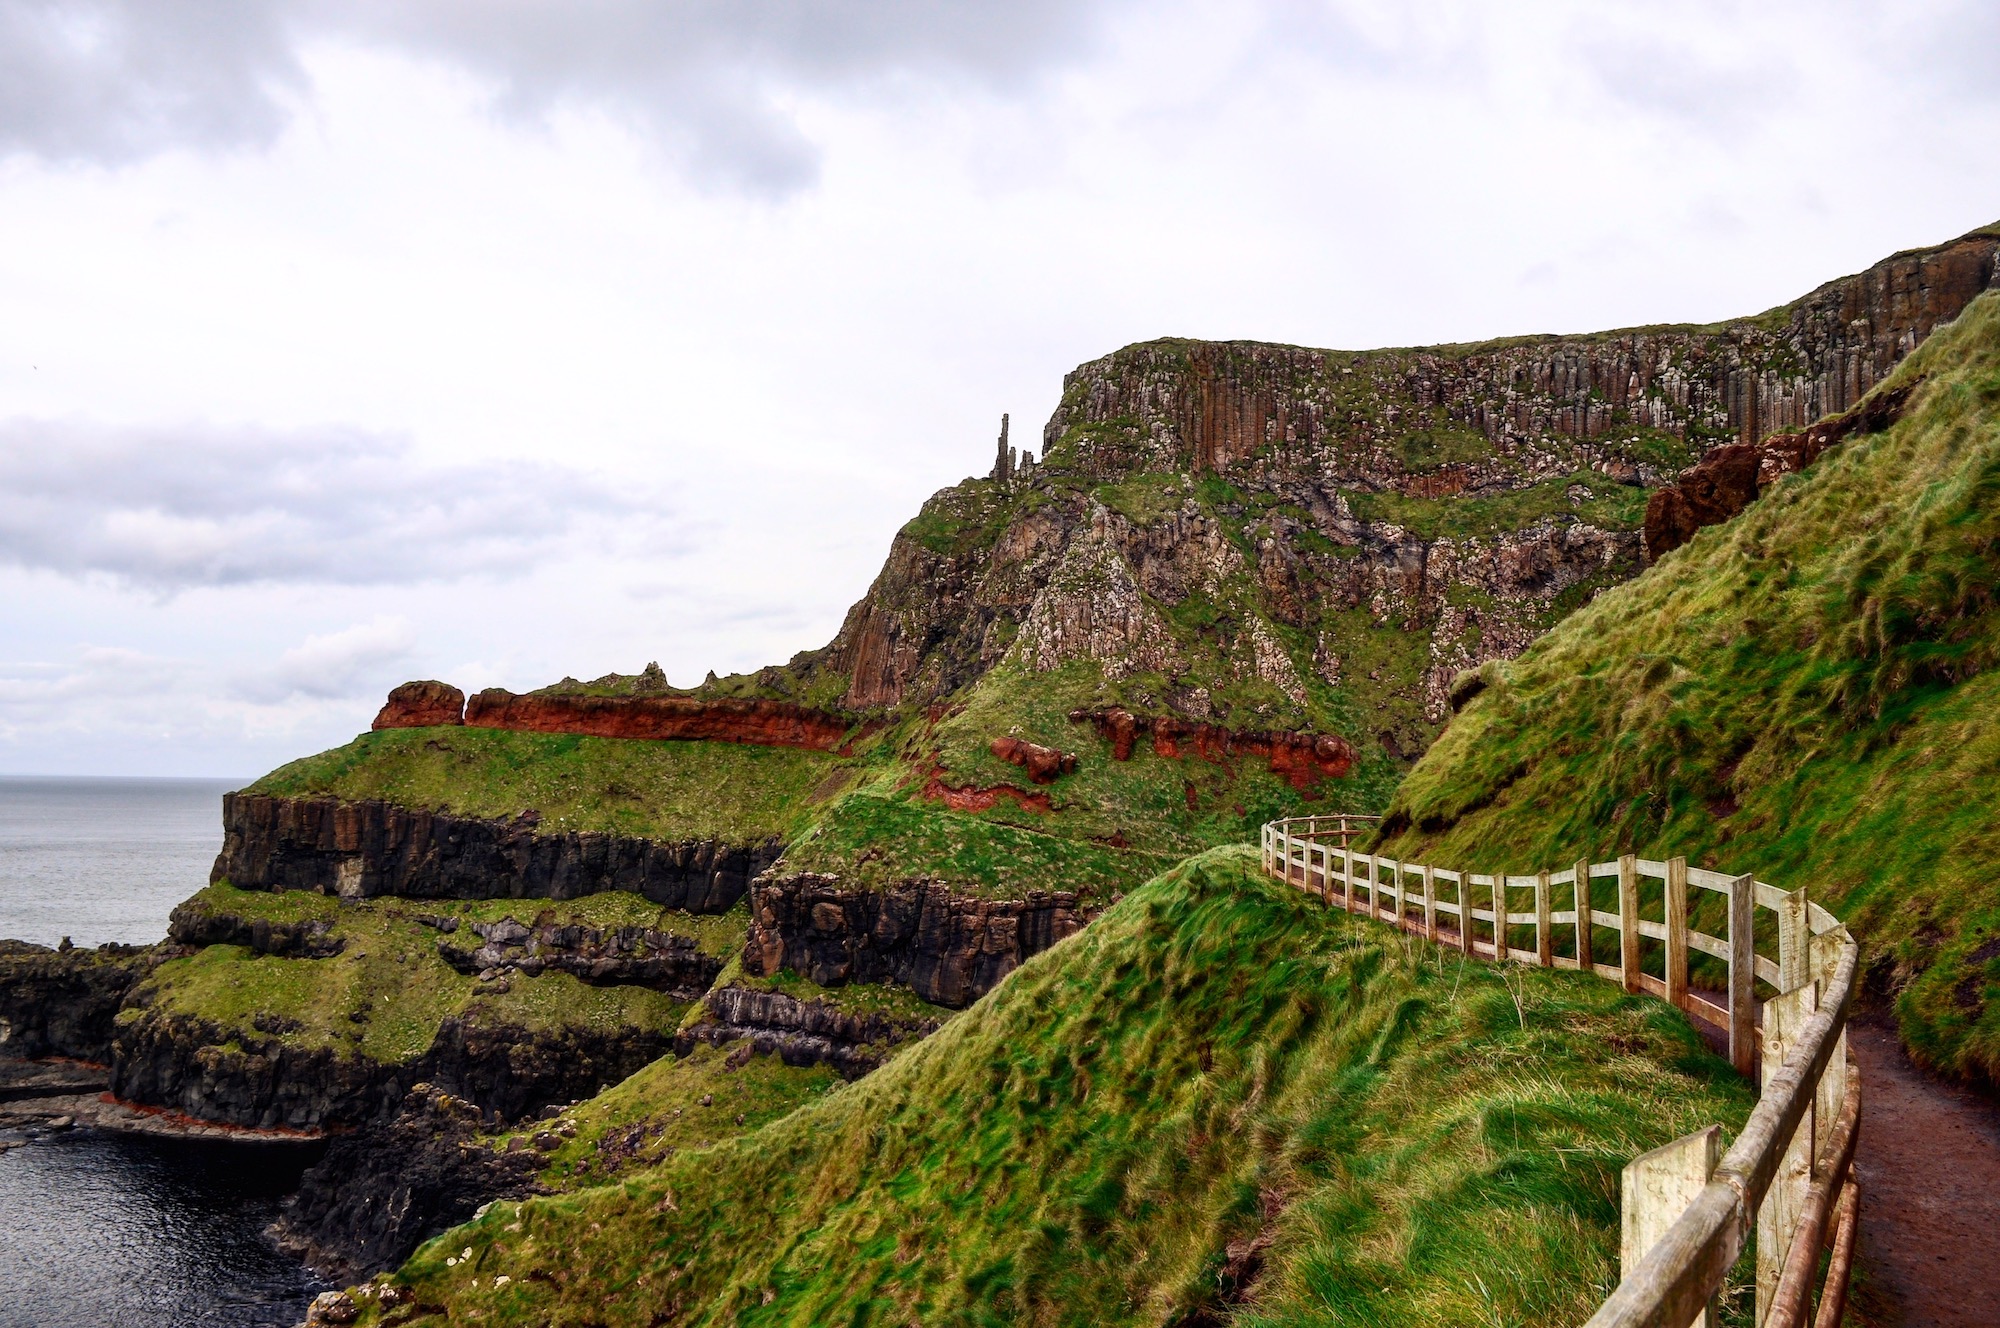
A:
[140,884,748,1064]
[1375,291,2000,1084]
[248,727,848,843]
[355,848,1751,1328]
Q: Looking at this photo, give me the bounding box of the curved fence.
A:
[1260,816,1860,1328]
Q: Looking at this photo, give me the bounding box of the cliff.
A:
[812,223,1999,768]
[213,792,778,909]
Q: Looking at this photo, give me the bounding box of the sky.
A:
[0,0,1995,778]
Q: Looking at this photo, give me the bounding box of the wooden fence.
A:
[1261,816,1860,1328]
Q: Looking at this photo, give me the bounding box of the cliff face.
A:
[214,792,778,909]
[744,872,1086,1008]
[0,940,161,1061]
[462,690,864,751]
[818,225,2000,759]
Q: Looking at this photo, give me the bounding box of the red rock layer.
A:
[461,689,865,753]
[1643,376,1923,562]
[1068,708,1356,790]
[988,736,1078,784]
[371,681,466,730]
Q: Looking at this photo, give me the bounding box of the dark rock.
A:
[212,792,778,909]
[0,940,162,1061]
[434,916,722,996]
[678,983,941,1078]
[167,900,344,958]
[272,1085,541,1281]
[744,873,1085,1008]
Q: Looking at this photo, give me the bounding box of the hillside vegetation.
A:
[352,849,1752,1328]
[1376,291,2000,1085]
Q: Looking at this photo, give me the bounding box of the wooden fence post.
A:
[1779,884,1810,994]
[1490,871,1505,959]
[1422,865,1437,943]
[1536,870,1553,967]
[1619,854,1641,994]
[1575,858,1593,971]
[1622,1125,1721,1328]
[1666,856,1690,1012]
[1758,981,1819,1325]
[1729,872,1757,1077]
[1459,873,1474,955]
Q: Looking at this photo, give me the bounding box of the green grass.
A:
[780,792,1167,903]
[134,884,729,1063]
[521,1042,844,1189]
[1375,291,2000,1085]
[248,726,848,843]
[1343,471,1650,541]
[356,847,1752,1328]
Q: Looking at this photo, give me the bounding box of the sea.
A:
[0,776,332,1328]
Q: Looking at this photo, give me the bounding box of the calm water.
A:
[0,776,240,948]
[0,775,329,1327]
[0,1133,331,1328]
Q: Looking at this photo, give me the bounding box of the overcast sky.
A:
[1,0,1995,777]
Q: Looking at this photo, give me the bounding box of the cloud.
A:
[0,418,677,591]
[0,0,1118,194]
[0,0,304,163]
[231,615,414,704]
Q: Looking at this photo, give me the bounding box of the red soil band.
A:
[1068,708,1356,790]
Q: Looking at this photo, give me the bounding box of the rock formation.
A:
[1643,375,1927,561]
[743,873,1085,1008]
[213,792,777,908]
[1069,708,1356,789]
[816,224,1999,755]
[464,688,866,748]
[677,984,941,1078]
[988,736,1078,784]
[371,680,466,729]
[432,914,723,996]
[0,940,161,1061]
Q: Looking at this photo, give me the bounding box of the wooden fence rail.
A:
[1260,816,1860,1328]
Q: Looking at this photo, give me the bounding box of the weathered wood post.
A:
[1758,981,1819,1325]
[1489,870,1505,958]
[1779,883,1810,995]
[1457,872,1474,954]
[1422,864,1437,943]
[1666,856,1690,1012]
[1535,870,1553,966]
[1622,1125,1721,1328]
[1619,854,1642,994]
[1574,858,1593,971]
[1729,872,1757,1076]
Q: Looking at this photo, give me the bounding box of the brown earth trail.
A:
[1849,1019,2000,1328]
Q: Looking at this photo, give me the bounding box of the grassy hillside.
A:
[247,727,850,844]
[350,848,1752,1327]
[1375,291,2000,1085]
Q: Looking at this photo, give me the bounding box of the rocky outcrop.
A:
[464,688,868,750]
[813,226,1998,754]
[272,1084,542,1279]
[0,940,162,1061]
[432,915,722,996]
[677,984,942,1078]
[371,680,466,730]
[1643,376,1927,561]
[213,792,776,908]
[1069,708,1356,789]
[110,1005,673,1134]
[167,899,343,958]
[744,873,1085,1008]
[989,736,1078,784]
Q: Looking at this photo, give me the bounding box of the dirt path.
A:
[1848,1020,2000,1327]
